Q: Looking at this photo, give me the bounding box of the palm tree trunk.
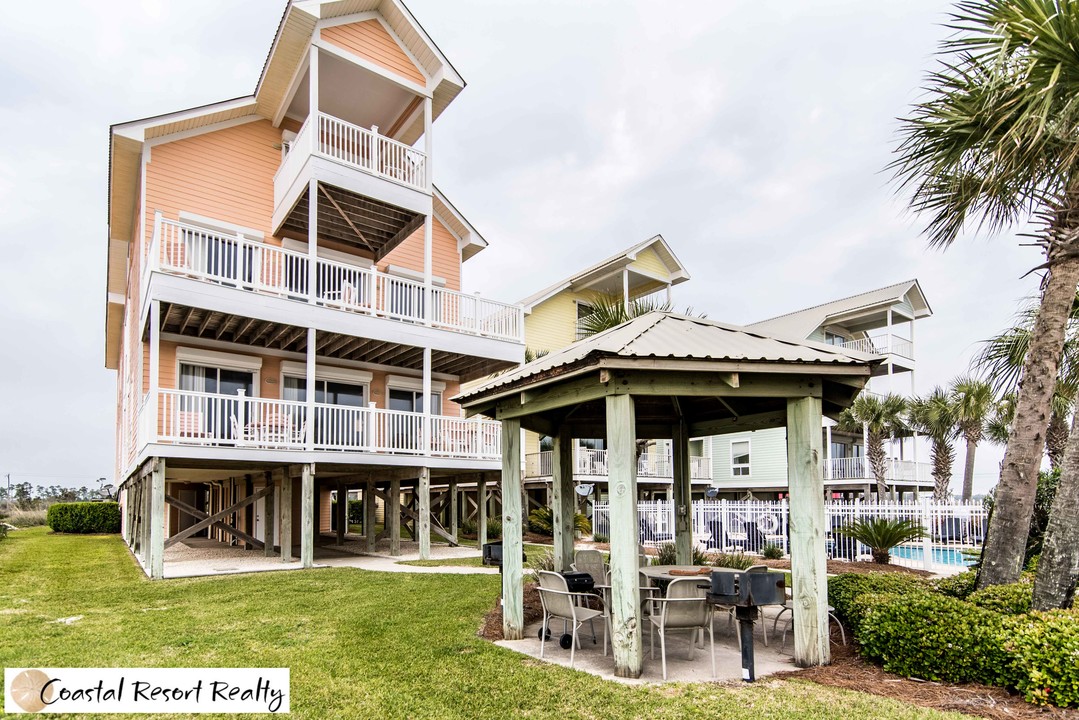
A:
[1032,410,1079,609]
[933,442,955,502]
[1046,411,1070,472]
[979,252,1079,590]
[962,435,977,501]
[867,433,888,501]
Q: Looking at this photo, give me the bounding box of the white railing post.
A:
[920,495,934,571]
[236,389,246,444]
[370,125,380,174]
[366,403,377,453]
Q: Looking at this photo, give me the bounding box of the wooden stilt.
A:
[281,471,294,562]
[301,464,314,568]
[501,417,524,640]
[448,480,458,546]
[389,479,402,556]
[552,426,575,572]
[264,471,275,557]
[336,481,347,546]
[365,481,377,552]
[150,459,165,580]
[607,394,642,679]
[418,467,431,560]
[787,395,829,667]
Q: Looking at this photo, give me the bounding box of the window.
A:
[178,363,256,441]
[575,302,595,340]
[387,388,441,414]
[825,331,847,346]
[282,377,366,407]
[730,440,750,477]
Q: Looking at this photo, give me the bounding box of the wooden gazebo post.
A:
[607,393,643,677]
[787,395,830,666]
[501,417,524,640]
[551,427,575,572]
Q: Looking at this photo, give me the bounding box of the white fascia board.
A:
[112,97,259,143]
[136,443,500,472]
[385,0,464,87]
[145,273,525,364]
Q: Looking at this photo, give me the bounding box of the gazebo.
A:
[455,312,880,678]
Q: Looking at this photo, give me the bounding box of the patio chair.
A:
[571,549,607,584]
[773,590,846,647]
[230,415,255,446]
[536,571,605,668]
[648,577,716,680]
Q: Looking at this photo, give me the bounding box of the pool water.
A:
[890,545,976,567]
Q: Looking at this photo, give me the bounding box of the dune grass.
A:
[0,527,965,720]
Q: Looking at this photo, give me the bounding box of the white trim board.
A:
[280,360,373,385]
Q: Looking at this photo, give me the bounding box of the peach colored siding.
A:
[379,218,461,290]
[143,120,285,253]
[321,21,425,86]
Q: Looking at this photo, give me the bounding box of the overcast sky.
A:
[0,0,1043,494]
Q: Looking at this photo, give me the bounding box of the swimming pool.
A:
[890,545,976,567]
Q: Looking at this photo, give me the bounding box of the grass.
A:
[0,528,967,720]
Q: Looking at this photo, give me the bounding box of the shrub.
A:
[4,508,47,528]
[486,518,502,540]
[1005,610,1079,707]
[460,518,477,538]
[761,543,784,560]
[834,518,925,564]
[527,506,591,536]
[46,503,121,534]
[592,532,609,544]
[712,551,757,570]
[856,592,1012,685]
[1025,554,1040,572]
[934,570,978,600]
[347,499,363,525]
[527,549,556,582]
[969,580,1034,616]
[653,542,710,566]
[827,572,929,631]
[0,524,7,542]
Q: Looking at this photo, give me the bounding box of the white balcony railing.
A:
[824,457,932,484]
[524,449,713,481]
[145,216,525,343]
[840,334,914,360]
[276,112,427,194]
[145,390,501,460]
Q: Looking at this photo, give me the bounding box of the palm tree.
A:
[838,393,909,500]
[835,518,926,565]
[973,295,1079,470]
[985,394,1017,447]
[891,0,1079,589]
[576,293,705,338]
[950,377,994,501]
[908,388,959,502]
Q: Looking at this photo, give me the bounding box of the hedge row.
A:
[46,502,121,534]
[831,570,1079,708]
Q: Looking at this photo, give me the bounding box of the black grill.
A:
[561,571,595,593]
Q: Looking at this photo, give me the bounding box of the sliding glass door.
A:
[178,364,255,440]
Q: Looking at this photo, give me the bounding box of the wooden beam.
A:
[448,480,459,547]
[388,479,401,556]
[281,470,294,562]
[365,481,377,552]
[301,463,314,568]
[178,307,197,334]
[320,184,375,251]
[688,410,787,437]
[418,467,431,560]
[163,486,271,548]
[263,472,276,558]
[672,417,692,565]
[501,418,524,640]
[233,317,258,343]
[336,481,347,546]
[149,459,165,580]
[607,394,642,678]
[787,396,829,667]
[196,311,215,337]
[379,212,427,261]
[477,473,488,547]
[552,426,574,572]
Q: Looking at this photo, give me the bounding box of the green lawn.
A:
[0,528,964,720]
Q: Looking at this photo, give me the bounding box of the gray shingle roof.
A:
[457,311,880,402]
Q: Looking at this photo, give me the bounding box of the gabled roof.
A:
[747,279,933,339]
[433,186,487,261]
[518,235,690,313]
[457,311,880,402]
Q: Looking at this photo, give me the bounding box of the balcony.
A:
[127,389,500,461]
[143,217,525,343]
[274,112,431,233]
[841,334,914,360]
[824,457,932,485]
[524,449,713,482]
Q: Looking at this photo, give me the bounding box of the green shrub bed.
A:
[46,502,121,534]
[829,570,1079,708]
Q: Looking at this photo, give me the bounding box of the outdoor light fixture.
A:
[575,484,594,497]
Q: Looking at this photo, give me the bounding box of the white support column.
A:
[418,467,431,560]
[552,427,575,572]
[824,424,833,481]
[665,282,672,305]
[422,95,434,326]
[306,329,316,451]
[306,48,319,304]
[501,418,524,640]
[301,463,314,569]
[622,268,630,315]
[149,458,165,580]
[422,347,432,455]
[607,393,642,679]
[787,395,829,667]
[672,417,692,565]
[149,300,160,441]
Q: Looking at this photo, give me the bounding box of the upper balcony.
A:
[524,448,713,483]
[841,334,914,361]
[142,215,525,344]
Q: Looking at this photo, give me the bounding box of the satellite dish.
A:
[575,484,595,497]
[704,487,720,499]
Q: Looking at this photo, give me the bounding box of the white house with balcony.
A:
[704,280,934,499]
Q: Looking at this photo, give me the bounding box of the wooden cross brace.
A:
[164,486,273,549]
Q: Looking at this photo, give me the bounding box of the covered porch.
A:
[457,312,878,676]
